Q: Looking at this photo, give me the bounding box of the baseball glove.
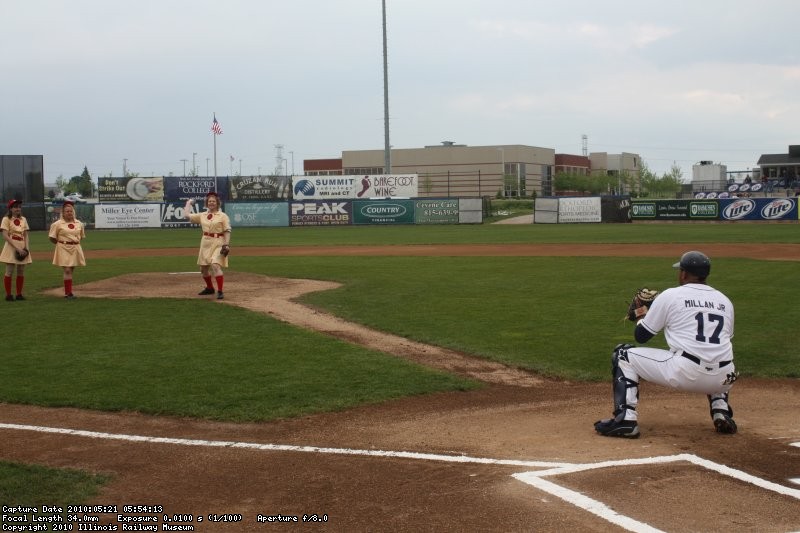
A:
[220,244,230,257]
[14,248,29,261]
[625,287,659,322]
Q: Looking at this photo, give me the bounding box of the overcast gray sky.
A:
[2,0,797,182]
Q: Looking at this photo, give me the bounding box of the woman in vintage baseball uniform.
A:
[48,201,86,299]
[183,192,231,300]
[1,199,32,301]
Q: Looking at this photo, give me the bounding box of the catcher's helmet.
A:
[673,251,711,278]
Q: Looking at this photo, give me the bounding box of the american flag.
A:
[211,116,223,135]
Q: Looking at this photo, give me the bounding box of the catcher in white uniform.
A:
[595,251,738,438]
[184,192,231,300]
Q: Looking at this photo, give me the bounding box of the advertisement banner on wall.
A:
[414,198,459,224]
[600,196,632,223]
[631,200,694,220]
[291,175,418,200]
[160,201,202,228]
[98,177,165,202]
[352,199,415,225]
[719,197,797,221]
[289,201,352,226]
[558,197,602,223]
[226,202,289,227]
[688,201,719,219]
[95,204,162,229]
[228,176,291,201]
[163,176,228,202]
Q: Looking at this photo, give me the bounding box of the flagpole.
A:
[212,112,218,193]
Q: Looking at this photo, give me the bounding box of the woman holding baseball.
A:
[1,199,32,301]
[184,191,231,300]
[48,201,86,299]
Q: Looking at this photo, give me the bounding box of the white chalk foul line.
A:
[513,453,800,533]
[0,423,570,469]
[4,423,800,532]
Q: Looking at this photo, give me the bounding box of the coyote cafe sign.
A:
[291,175,418,200]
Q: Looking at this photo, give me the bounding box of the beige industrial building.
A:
[305,143,640,198]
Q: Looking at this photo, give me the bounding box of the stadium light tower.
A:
[382,0,391,173]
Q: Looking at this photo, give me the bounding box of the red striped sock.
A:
[215,276,224,292]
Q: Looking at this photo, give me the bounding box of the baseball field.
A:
[1,222,799,532]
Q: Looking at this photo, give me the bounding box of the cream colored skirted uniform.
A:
[49,219,86,267]
[0,216,32,265]
[188,211,231,267]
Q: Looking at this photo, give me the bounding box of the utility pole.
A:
[382,0,391,173]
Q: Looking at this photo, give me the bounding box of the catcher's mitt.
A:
[14,248,29,261]
[220,244,230,257]
[625,287,659,322]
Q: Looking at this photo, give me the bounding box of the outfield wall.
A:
[53,198,483,229]
[534,196,631,223]
[534,196,799,223]
[631,198,798,221]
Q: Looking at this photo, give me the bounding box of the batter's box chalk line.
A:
[3,423,800,532]
[513,454,800,533]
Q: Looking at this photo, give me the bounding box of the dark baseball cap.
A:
[673,251,711,277]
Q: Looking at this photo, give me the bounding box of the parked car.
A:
[64,193,87,203]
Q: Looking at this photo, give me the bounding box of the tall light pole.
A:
[122,158,128,177]
[192,153,197,176]
[239,159,242,176]
[382,0,391,174]
[289,151,295,176]
[206,158,210,177]
[180,159,188,177]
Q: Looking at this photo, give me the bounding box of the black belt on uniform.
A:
[679,351,731,368]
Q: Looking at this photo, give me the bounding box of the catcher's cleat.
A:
[198,287,215,295]
[5,295,14,302]
[14,295,25,301]
[594,418,640,439]
[713,413,737,434]
[217,291,224,300]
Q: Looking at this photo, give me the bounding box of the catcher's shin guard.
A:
[612,344,639,420]
[708,393,737,434]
